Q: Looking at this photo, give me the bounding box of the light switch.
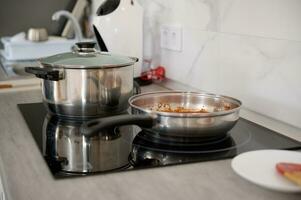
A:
[160,25,182,52]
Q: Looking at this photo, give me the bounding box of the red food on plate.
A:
[276,162,301,187]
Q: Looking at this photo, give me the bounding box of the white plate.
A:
[231,150,301,193]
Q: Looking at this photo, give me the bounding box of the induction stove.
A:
[18,103,301,178]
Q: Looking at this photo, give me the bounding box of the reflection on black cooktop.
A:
[18,103,301,178]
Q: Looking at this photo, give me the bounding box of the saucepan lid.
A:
[40,42,138,69]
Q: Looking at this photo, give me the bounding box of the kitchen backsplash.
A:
[140,0,301,129]
[92,0,301,129]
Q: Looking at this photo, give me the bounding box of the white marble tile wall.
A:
[218,33,301,128]
[161,30,220,93]
[220,0,301,41]
[137,0,301,128]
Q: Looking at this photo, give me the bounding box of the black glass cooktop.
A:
[18,103,301,178]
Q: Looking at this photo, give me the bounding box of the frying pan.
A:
[81,91,242,139]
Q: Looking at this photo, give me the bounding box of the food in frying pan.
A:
[276,162,301,187]
[149,103,232,113]
[150,103,208,113]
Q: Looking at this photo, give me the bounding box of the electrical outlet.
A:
[160,25,182,52]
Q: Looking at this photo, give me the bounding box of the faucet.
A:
[52,10,83,41]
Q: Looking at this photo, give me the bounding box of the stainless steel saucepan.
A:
[81,91,242,139]
[25,42,138,119]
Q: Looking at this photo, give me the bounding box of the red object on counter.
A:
[276,162,301,174]
[276,162,301,187]
[140,66,165,81]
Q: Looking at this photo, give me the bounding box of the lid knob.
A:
[75,42,97,54]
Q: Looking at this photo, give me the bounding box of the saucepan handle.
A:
[25,67,64,81]
[81,114,156,138]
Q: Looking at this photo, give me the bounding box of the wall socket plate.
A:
[160,25,182,52]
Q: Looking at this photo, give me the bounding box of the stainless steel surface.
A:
[27,28,49,42]
[42,114,133,173]
[25,42,138,118]
[100,71,122,106]
[43,66,134,118]
[130,91,241,138]
[82,91,242,139]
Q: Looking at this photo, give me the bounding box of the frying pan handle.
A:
[80,114,156,138]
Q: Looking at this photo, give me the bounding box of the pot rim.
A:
[40,61,136,70]
[39,51,139,69]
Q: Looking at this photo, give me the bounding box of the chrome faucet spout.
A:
[52,10,83,42]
